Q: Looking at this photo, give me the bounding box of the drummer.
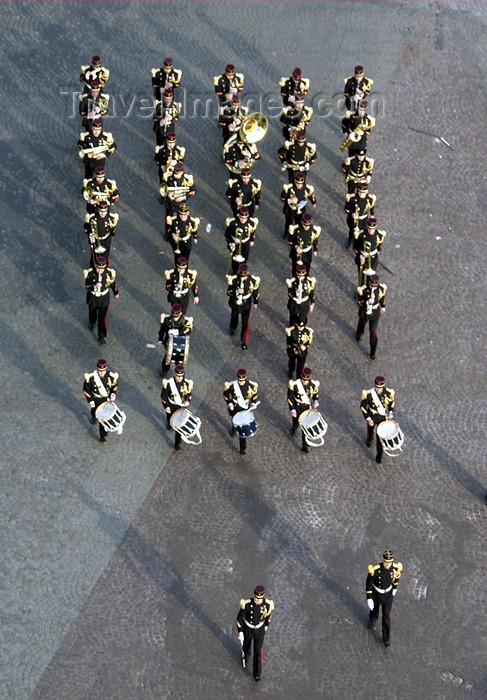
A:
[82,358,119,443]
[360,375,395,464]
[157,302,193,376]
[161,363,193,451]
[223,368,259,456]
[287,366,320,454]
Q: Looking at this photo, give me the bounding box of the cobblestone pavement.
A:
[1,2,486,699]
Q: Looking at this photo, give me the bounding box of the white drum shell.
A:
[95,401,126,434]
[376,419,404,456]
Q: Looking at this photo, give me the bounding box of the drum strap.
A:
[370,388,387,416]
[168,378,183,406]
[295,379,311,406]
[93,372,109,398]
[233,380,249,410]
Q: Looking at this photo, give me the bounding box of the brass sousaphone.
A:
[223,112,268,174]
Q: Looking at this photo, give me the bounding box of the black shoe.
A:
[175,444,181,451]
[384,641,390,648]
[241,343,247,350]
[254,676,261,682]
[88,323,94,331]
[370,353,376,360]
[290,427,296,436]
[355,333,361,342]
[240,449,246,455]
[485,492,487,503]
[288,370,293,379]
[366,439,371,447]
[99,336,106,345]
[345,241,351,249]
[367,619,375,629]
[302,445,309,453]
[229,327,235,336]
[230,427,236,437]
[376,456,382,464]
[90,416,96,425]
[99,436,106,443]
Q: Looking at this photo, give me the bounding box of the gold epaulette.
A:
[84,372,94,382]
[227,178,238,187]
[104,132,113,141]
[368,564,380,575]
[313,380,320,390]
[109,372,119,383]
[160,312,169,323]
[225,217,233,227]
[251,275,261,287]
[267,599,275,612]
[192,217,201,227]
[83,268,91,279]
[161,378,169,389]
[185,378,194,392]
[361,389,369,401]
[226,274,236,285]
[223,381,233,392]
[279,76,287,87]
[285,326,293,337]
[395,562,403,572]
[288,379,297,390]
[240,598,250,609]
[164,269,172,280]
[253,179,262,189]
[213,75,220,87]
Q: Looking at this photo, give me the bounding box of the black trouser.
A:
[356,312,379,358]
[369,591,393,643]
[88,301,110,339]
[242,625,265,679]
[230,306,251,344]
[91,403,107,439]
[287,350,307,379]
[366,418,384,461]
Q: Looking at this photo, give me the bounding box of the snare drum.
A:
[95,401,126,434]
[376,419,404,457]
[165,334,190,366]
[170,408,202,445]
[298,409,328,447]
[232,409,258,438]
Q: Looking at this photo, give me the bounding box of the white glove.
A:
[89,401,95,408]
[238,632,244,644]
[392,589,397,597]
[367,599,374,611]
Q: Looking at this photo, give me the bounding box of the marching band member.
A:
[287,366,320,453]
[344,182,376,249]
[151,56,182,100]
[341,147,374,194]
[280,171,317,239]
[356,273,387,362]
[78,118,116,179]
[157,303,193,376]
[154,130,185,183]
[344,65,373,113]
[160,161,196,219]
[226,263,260,350]
[278,129,317,183]
[84,200,119,265]
[279,66,310,106]
[83,358,118,442]
[82,164,119,215]
[341,99,375,156]
[153,87,182,147]
[219,95,248,145]
[224,132,261,174]
[285,315,314,379]
[226,167,261,217]
[214,63,244,114]
[223,368,259,455]
[79,55,110,92]
[224,206,258,275]
[165,256,199,315]
[84,256,119,344]
[366,549,402,648]
[280,93,313,140]
[286,263,316,326]
[236,584,274,682]
[360,375,395,463]
[353,216,387,287]
[78,79,110,130]
[160,364,193,451]
[287,212,320,277]
[166,202,200,265]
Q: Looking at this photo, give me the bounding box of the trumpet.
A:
[358,240,374,287]
[160,184,191,199]
[78,144,109,160]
